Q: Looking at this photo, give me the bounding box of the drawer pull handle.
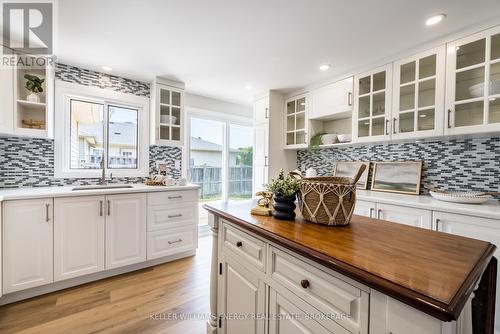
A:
[168,195,183,199]
[168,214,183,218]
[300,279,310,289]
[236,241,243,248]
[168,239,183,245]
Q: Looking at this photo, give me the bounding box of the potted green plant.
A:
[265,169,300,220]
[24,74,45,103]
[308,131,326,150]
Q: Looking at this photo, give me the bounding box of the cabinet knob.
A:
[236,241,243,248]
[300,279,310,289]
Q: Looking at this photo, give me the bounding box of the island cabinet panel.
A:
[269,247,369,334]
[268,288,349,334]
[219,256,265,334]
[222,221,266,272]
[353,200,376,218]
[3,199,54,293]
[54,196,105,281]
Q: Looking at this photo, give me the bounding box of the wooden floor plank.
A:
[0,236,212,334]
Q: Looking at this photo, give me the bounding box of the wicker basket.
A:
[291,165,366,226]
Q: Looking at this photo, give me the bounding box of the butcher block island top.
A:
[203,200,497,322]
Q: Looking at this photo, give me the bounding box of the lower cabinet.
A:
[147,227,197,260]
[219,255,266,334]
[54,196,105,281]
[269,289,337,334]
[355,200,432,229]
[106,193,146,269]
[3,198,54,293]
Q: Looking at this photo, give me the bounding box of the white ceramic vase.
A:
[27,93,40,103]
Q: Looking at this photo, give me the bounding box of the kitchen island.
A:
[204,200,496,334]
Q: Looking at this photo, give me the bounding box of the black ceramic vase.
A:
[272,193,297,220]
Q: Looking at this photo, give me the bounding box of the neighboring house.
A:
[72,122,138,169]
[190,136,239,167]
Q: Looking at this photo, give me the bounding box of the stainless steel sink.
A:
[72,184,134,191]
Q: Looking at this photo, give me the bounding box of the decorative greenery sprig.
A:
[265,169,300,197]
[309,131,326,150]
[24,74,45,94]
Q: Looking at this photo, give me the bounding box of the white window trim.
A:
[54,81,150,178]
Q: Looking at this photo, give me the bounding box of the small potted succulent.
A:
[24,74,45,103]
[265,169,300,220]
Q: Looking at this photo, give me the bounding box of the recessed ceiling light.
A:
[101,66,113,72]
[319,64,331,71]
[425,14,446,26]
[244,85,253,90]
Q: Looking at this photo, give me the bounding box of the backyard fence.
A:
[189,166,253,199]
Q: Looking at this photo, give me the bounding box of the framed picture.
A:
[334,161,370,189]
[371,161,423,195]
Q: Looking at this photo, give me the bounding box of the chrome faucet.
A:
[99,159,112,185]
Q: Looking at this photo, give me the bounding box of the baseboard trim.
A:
[0,249,196,305]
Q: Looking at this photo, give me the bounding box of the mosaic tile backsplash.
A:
[56,63,151,98]
[0,136,182,188]
[297,137,500,194]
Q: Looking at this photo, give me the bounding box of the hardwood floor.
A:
[0,236,212,334]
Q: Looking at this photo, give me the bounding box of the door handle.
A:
[264,156,268,167]
[168,238,183,245]
[347,92,353,106]
[369,208,375,218]
[107,200,111,216]
[168,214,183,218]
[385,119,390,135]
[447,109,453,128]
[377,209,382,219]
[99,200,103,217]
[265,107,269,119]
[435,218,441,231]
[168,195,183,199]
[393,117,397,134]
[45,203,50,222]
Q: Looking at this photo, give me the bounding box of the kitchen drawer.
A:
[270,247,369,334]
[147,204,196,232]
[147,227,197,260]
[148,190,198,207]
[222,222,266,272]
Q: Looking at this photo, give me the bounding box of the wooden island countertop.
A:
[203,200,497,324]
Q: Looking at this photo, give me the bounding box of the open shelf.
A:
[16,99,46,110]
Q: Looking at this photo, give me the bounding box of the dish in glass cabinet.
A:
[469,80,500,98]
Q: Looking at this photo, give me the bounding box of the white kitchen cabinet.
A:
[219,256,266,334]
[106,193,146,269]
[445,25,500,135]
[269,289,339,334]
[354,200,376,218]
[0,66,14,134]
[254,96,269,125]
[284,94,308,148]
[147,227,197,260]
[434,211,500,333]
[377,203,432,229]
[253,123,269,193]
[152,78,185,146]
[392,46,446,139]
[3,199,53,293]
[353,64,393,143]
[54,196,105,281]
[310,77,353,120]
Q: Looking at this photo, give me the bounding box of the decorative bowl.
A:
[321,134,338,145]
[337,134,352,143]
[430,191,493,204]
[469,80,500,98]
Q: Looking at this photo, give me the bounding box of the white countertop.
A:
[0,183,200,201]
[357,190,500,220]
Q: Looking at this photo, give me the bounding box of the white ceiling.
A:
[57,0,500,106]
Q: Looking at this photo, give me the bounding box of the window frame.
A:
[54,81,150,178]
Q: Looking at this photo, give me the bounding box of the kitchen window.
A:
[54,81,150,178]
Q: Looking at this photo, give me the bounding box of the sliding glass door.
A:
[188,116,253,226]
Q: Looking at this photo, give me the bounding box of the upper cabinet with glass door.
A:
[353,64,392,143]
[284,94,308,148]
[392,46,446,139]
[152,78,185,146]
[445,25,500,135]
